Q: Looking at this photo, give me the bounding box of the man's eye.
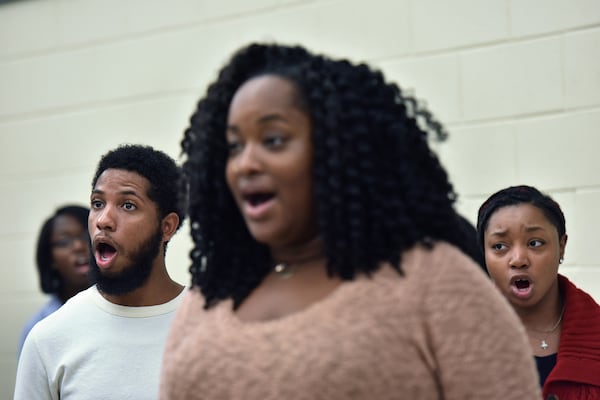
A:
[123,202,136,211]
[91,200,103,209]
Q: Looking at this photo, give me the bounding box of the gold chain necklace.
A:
[272,254,325,280]
[273,263,295,279]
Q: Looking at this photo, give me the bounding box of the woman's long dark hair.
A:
[182,43,470,309]
[36,205,90,297]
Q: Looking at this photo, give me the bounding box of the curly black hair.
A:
[92,144,185,234]
[457,215,487,272]
[182,43,472,309]
[476,185,567,255]
[36,205,90,296]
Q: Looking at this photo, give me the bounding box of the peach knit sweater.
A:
[160,242,541,399]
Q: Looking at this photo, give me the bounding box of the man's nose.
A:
[94,206,116,232]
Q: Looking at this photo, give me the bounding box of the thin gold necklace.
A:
[273,263,295,279]
[272,254,324,280]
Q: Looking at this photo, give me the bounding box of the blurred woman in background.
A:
[18,204,92,356]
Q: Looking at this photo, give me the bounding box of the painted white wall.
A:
[1,0,599,397]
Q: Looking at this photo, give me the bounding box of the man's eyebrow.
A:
[91,189,143,199]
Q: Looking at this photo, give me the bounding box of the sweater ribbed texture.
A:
[160,242,541,399]
[543,274,600,399]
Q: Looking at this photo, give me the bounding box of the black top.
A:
[535,353,557,387]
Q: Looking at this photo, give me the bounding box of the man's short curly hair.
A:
[92,144,185,232]
[182,43,471,309]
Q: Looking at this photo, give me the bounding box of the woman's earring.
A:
[559,258,564,264]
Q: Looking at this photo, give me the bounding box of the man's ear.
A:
[161,212,180,243]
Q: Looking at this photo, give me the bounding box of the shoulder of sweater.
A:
[560,274,600,310]
[27,288,96,338]
[560,274,600,341]
[362,241,492,305]
[400,241,488,284]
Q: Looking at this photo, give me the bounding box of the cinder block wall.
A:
[1,0,598,397]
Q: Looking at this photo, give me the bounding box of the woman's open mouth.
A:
[511,277,533,299]
[241,192,275,219]
[74,256,90,274]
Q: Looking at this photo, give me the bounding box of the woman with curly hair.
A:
[477,185,600,399]
[160,43,540,399]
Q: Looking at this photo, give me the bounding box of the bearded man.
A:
[15,144,186,400]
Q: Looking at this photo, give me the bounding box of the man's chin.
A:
[89,227,162,296]
[89,262,153,296]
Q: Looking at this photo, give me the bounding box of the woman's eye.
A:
[227,141,243,155]
[492,243,506,251]
[264,135,286,148]
[529,239,544,247]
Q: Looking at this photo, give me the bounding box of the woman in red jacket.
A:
[477,185,600,399]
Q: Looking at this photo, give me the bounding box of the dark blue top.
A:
[535,353,557,387]
[18,295,62,358]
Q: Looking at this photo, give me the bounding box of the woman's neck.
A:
[516,281,562,332]
[270,235,326,267]
[59,285,87,304]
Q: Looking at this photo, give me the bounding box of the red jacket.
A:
[543,275,600,400]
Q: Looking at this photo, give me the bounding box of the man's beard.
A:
[89,227,163,296]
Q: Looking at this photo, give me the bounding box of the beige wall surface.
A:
[1,0,599,397]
